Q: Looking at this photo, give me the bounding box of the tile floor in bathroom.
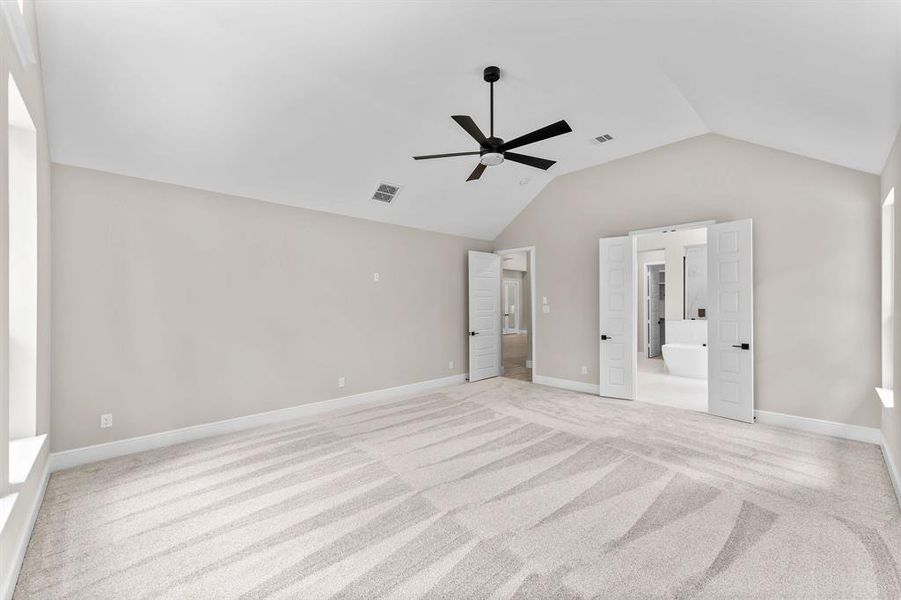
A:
[637,353,707,413]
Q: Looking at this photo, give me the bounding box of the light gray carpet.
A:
[15,378,901,599]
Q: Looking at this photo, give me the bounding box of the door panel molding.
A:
[599,236,636,400]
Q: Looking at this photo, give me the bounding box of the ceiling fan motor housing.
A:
[483,136,504,151]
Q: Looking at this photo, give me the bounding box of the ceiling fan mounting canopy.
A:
[413,65,572,181]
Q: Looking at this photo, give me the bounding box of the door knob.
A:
[601,334,613,340]
[731,343,750,350]
[470,331,479,336]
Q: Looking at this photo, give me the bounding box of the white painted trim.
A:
[50,374,467,472]
[1,458,49,600]
[534,375,600,395]
[877,387,894,408]
[754,410,881,445]
[881,440,901,507]
[535,380,879,445]
[629,220,716,236]
[0,2,36,67]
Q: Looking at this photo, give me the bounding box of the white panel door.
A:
[707,219,754,422]
[599,236,635,400]
[468,251,501,382]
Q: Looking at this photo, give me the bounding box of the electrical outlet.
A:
[543,305,550,314]
[338,377,346,388]
[100,413,113,429]
[449,360,454,370]
[373,272,380,282]
[581,366,588,375]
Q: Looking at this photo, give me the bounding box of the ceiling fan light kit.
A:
[413,65,573,181]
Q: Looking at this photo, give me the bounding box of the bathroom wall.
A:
[683,244,708,319]
[635,228,707,321]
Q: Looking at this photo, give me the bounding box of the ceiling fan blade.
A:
[466,163,487,181]
[452,115,487,144]
[504,152,556,170]
[499,119,572,152]
[413,151,480,160]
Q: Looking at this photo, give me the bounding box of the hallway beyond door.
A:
[502,332,531,381]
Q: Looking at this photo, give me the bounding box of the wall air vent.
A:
[372,182,401,204]
[594,134,614,143]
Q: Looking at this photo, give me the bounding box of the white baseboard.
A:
[754,410,881,445]
[50,373,467,472]
[1,457,49,600]
[531,376,880,446]
[533,375,600,395]
[881,440,901,506]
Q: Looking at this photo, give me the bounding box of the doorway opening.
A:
[497,247,535,382]
[636,227,708,413]
[599,220,754,423]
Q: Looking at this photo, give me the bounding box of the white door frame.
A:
[495,246,537,374]
[643,260,665,357]
[503,278,521,333]
[626,219,754,422]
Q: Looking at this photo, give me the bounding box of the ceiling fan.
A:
[413,66,572,181]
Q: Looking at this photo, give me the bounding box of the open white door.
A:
[599,236,635,399]
[707,219,754,422]
[468,251,501,382]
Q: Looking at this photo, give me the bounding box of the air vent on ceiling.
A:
[595,134,614,143]
[372,182,401,203]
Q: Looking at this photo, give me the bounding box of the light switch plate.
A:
[373,273,380,282]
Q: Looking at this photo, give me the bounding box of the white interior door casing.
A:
[468,251,501,382]
[707,219,754,422]
[599,236,636,399]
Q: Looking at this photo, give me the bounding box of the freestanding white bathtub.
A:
[662,343,707,379]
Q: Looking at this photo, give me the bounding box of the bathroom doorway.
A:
[635,228,708,413]
[598,220,755,423]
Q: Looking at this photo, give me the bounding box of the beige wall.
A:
[51,164,490,451]
[884,127,901,473]
[0,0,53,593]
[495,134,881,428]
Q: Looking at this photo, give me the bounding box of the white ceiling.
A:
[35,1,900,240]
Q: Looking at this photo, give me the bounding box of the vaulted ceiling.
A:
[35,1,900,240]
